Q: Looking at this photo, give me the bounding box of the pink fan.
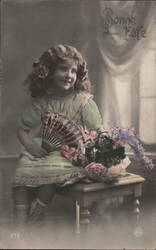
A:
[41,111,83,152]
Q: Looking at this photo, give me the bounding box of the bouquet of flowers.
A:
[60,124,154,183]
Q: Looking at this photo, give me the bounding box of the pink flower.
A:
[33,61,49,79]
[78,126,97,143]
[77,61,88,81]
[60,145,76,161]
[84,162,108,180]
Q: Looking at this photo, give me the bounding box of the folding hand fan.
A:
[41,111,83,152]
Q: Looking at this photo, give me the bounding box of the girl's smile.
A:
[52,60,78,93]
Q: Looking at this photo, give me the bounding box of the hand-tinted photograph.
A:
[0,0,155,249]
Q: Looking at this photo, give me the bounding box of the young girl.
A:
[12,44,103,229]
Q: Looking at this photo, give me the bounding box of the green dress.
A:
[12,91,102,187]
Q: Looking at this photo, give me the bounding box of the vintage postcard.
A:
[0,0,155,249]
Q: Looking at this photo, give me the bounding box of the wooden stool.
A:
[57,172,145,237]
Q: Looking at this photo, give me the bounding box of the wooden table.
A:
[57,172,145,236]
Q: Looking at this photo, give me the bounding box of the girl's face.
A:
[52,59,78,92]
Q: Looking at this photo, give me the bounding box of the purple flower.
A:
[107,124,154,169]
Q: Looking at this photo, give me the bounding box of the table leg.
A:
[133,198,143,237]
[133,198,140,223]
[75,201,91,243]
[75,200,80,237]
[80,206,90,235]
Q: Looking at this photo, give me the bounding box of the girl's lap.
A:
[13,150,85,186]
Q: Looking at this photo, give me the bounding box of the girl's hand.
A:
[27,142,49,158]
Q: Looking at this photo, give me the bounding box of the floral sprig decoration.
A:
[60,126,127,168]
[59,125,154,183]
[106,122,154,169]
[60,124,154,170]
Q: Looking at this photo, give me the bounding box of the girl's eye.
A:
[58,65,77,73]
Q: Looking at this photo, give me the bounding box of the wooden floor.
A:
[0,157,156,249]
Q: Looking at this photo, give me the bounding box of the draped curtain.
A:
[80,1,156,135]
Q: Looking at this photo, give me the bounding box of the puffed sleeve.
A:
[81,98,103,130]
[20,99,43,130]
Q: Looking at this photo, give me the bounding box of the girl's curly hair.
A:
[25,44,92,98]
